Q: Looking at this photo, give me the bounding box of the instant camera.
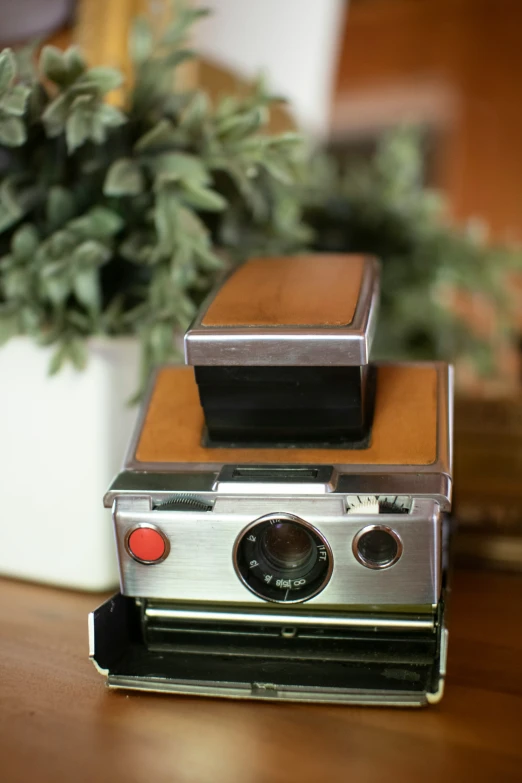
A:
[90,254,453,706]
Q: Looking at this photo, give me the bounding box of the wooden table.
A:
[1,570,521,783]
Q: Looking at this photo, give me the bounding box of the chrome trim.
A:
[185,328,374,367]
[105,470,452,509]
[439,626,449,677]
[183,257,380,367]
[335,472,451,509]
[124,522,171,565]
[426,625,448,705]
[216,481,330,495]
[105,471,219,506]
[88,611,95,658]
[232,512,334,604]
[352,525,403,570]
[88,612,109,677]
[112,496,441,605]
[144,605,435,631]
[106,676,429,706]
[436,361,453,488]
[447,364,455,477]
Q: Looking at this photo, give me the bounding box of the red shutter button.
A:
[127,526,169,564]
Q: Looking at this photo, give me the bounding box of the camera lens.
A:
[234,513,333,603]
[260,522,315,570]
[353,526,402,569]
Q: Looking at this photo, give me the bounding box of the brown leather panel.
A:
[135,365,439,466]
[201,255,366,327]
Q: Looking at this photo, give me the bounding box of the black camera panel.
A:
[196,365,376,446]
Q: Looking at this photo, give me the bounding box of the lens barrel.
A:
[234,514,333,603]
[260,521,316,571]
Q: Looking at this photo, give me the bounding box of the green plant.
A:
[1,4,519,390]
[305,127,522,373]
[0,4,308,383]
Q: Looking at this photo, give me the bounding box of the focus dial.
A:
[234,513,333,604]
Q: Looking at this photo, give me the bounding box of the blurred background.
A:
[1,0,521,588]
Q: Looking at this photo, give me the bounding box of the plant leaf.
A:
[67,338,88,370]
[3,267,29,298]
[78,66,123,94]
[42,274,70,305]
[47,186,75,229]
[64,46,86,81]
[71,239,111,268]
[42,93,69,136]
[48,343,68,375]
[269,131,303,147]
[97,103,126,128]
[0,115,25,146]
[154,189,180,251]
[104,158,145,196]
[148,322,174,362]
[217,107,267,141]
[262,158,293,185]
[40,46,68,85]
[153,152,208,186]
[70,206,123,240]
[0,178,22,226]
[134,119,180,152]
[73,267,100,310]
[163,48,195,68]
[65,107,90,152]
[0,177,18,209]
[45,228,76,259]
[179,92,209,129]
[178,206,209,237]
[0,84,30,116]
[19,305,41,333]
[0,49,16,93]
[0,309,19,343]
[161,6,211,45]
[67,310,91,330]
[193,244,224,271]
[129,17,154,64]
[90,108,109,144]
[181,181,227,212]
[87,206,124,238]
[12,223,38,260]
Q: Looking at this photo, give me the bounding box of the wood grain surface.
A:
[1,570,521,783]
[201,256,365,327]
[135,364,439,466]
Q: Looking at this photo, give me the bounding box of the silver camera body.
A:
[90,255,453,706]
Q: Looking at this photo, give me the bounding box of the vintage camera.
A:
[90,254,453,706]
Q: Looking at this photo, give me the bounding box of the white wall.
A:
[194,0,347,138]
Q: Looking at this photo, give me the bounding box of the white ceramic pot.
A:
[194,0,347,139]
[0,336,140,590]
[0,0,75,44]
